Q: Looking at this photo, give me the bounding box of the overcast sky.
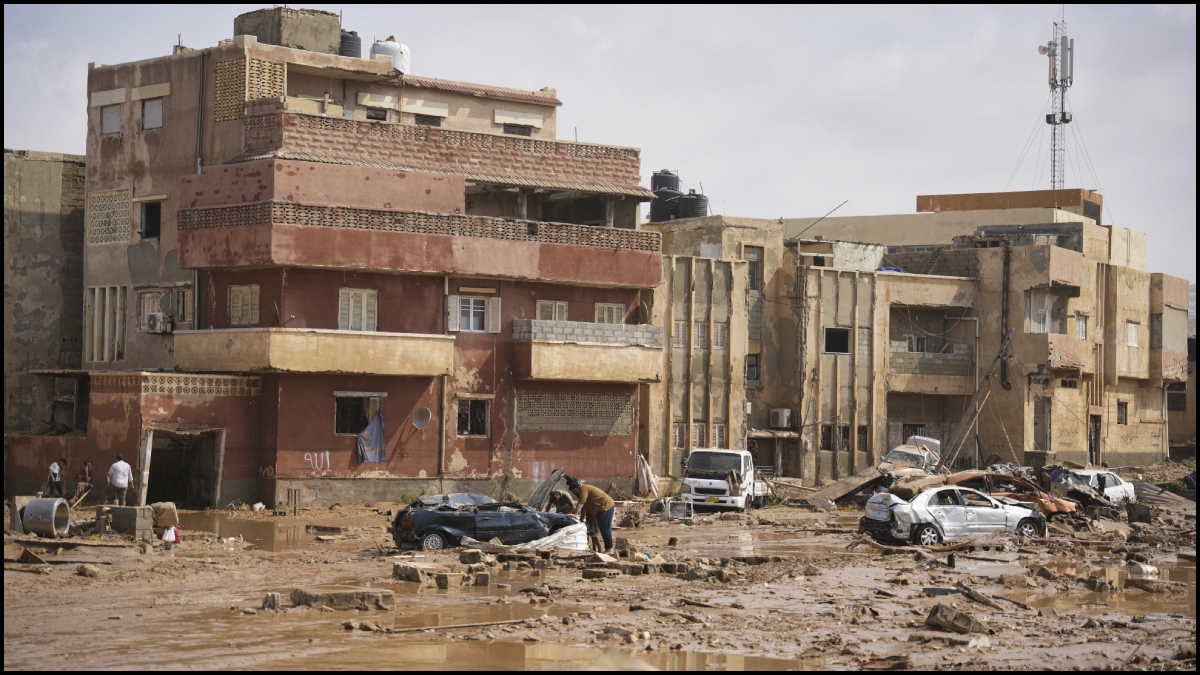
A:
[4,4,1196,281]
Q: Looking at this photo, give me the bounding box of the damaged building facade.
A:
[645,189,1188,484]
[4,8,661,507]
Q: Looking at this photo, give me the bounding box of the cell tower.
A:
[1039,21,1074,190]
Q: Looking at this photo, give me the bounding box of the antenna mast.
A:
[1039,19,1074,189]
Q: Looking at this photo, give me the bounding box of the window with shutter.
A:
[691,422,706,449]
[694,323,708,349]
[446,295,460,332]
[536,300,567,321]
[487,296,502,333]
[595,303,624,324]
[713,323,728,349]
[672,422,686,449]
[339,289,378,331]
[713,423,726,448]
[229,285,259,326]
[458,297,487,332]
[672,321,687,349]
[1126,322,1139,347]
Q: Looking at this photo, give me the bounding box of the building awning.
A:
[747,429,799,439]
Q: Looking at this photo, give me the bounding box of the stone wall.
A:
[511,319,662,347]
[889,341,974,376]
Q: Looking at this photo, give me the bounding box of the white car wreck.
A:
[888,486,1045,545]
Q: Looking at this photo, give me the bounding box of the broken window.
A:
[228,285,260,326]
[746,354,760,383]
[100,104,121,135]
[503,123,533,136]
[1126,322,1139,347]
[672,422,686,450]
[140,201,161,239]
[457,399,489,437]
[824,328,850,354]
[857,425,869,453]
[839,425,851,451]
[142,98,163,130]
[713,423,726,449]
[820,425,833,451]
[595,303,624,324]
[1167,383,1187,411]
[87,286,126,362]
[744,246,764,291]
[902,423,926,440]
[536,300,568,321]
[414,113,441,127]
[1075,315,1088,339]
[957,477,987,491]
[334,397,370,435]
[961,491,993,508]
[713,323,728,350]
[1117,402,1128,425]
[672,321,687,349]
[365,108,387,121]
[691,422,706,449]
[906,335,928,353]
[693,323,708,349]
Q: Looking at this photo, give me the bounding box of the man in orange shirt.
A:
[566,476,615,554]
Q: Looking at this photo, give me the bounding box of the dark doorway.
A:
[146,433,218,508]
[1088,415,1101,465]
[748,439,779,477]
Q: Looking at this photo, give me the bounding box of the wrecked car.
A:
[391,470,578,550]
[1044,467,1118,509]
[889,486,1044,545]
[877,436,941,476]
[947,471,1078,519]
[1071,469,1136,504]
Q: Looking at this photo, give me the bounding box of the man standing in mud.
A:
[566,476,616,554]
[106,454,133,506]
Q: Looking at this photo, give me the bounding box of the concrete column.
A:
[604,198,614,228]
[137,428,154,507]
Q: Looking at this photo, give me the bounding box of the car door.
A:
[960,488,1007,534]
[1102,473,1131,502]
[924,488,968,539]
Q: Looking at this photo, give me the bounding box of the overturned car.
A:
[861,486,1044,545]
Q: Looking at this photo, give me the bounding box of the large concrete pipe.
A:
[22,498,71,537]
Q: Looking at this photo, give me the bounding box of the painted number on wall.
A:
[304,451,331,471]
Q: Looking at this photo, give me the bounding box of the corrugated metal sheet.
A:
[403,76,563,106]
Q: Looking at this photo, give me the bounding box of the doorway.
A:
[145,431,221,508]
[1088,415,1101,465]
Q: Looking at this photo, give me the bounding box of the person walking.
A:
[106,454,133,506]
[566,476,616,554]
[47,458,67,497]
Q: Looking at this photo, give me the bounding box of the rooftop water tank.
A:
[649,187,683,223]
[340,30,362,58]
[651,169,680,192]
[371,36,411,74]
[677,190,709,219]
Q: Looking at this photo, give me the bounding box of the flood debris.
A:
[924,603,989,634]
[289,587,394,611]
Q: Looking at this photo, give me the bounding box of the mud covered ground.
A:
[4,498,1195,671]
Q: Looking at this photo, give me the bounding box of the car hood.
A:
[526,467,567,512]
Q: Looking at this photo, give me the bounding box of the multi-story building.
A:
[4,8,661,507]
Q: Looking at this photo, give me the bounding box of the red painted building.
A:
[5,10,661,507]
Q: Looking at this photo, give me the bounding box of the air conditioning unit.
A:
[769,408,792,429]
[146,312,171,334]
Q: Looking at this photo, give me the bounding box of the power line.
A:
[1004,91,1054,191]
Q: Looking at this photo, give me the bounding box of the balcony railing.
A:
[512,319,662,348]
[889,341,974,377]
[511,320,662,383]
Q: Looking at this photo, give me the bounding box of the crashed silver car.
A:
[889,486,1045,545]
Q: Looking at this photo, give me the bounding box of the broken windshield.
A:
[687,451,742,474]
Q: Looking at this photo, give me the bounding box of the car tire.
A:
[1016,518,1039,539]
[422,531,449,550]
[913,524,941,546]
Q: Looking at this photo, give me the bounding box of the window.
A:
[906,335,928,353]
[595,303,625,324]
[503,123,533,136]
[414,113,442,127]
[100,104,121,135]
[1060,379,1078,389]
[448,295,501,333]
[820,425,833,450]
[87,286,126,362]
[365,108,387,121]
[1026,289,1048,333]
[713,423,726,449]
[174,288,193,323]
[335,397,370,435]
[1167,383,1188,411]
[1117,402,1128,425]
[1075,315,1087,339]
[746,354,760,383]
[744,246,764,291]
[338,289,378,331]
[536,300,568,321]
[694,323,708,349]
[140,201,161,239]
[691,422,706,449]
[137,290,162,331]
[858,425,869,453]
[1126,322,1139,347]
[228,285,260,326]
[961,491,993,508]
[824,328,850,354]
[902,423,927,440]
[713,323,728,349]
[672,422,686,450]
[142,98,163,130]
[672,321,687,349]
[457,399,489,437]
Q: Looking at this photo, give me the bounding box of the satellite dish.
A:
[411,407,432,429]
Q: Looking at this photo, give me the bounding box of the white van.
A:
[679,449,769,512]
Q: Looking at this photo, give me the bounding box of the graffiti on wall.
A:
[304,451,331,471]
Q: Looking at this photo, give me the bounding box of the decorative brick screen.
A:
[87,190,130,244]
[214,59,247,122]
[177,201,661,252]
[247,59,285,102]
[515,391,634,434]
[90,373,261,396]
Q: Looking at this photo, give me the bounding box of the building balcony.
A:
[1013,332,1094,374]
[887,342,974,395]
[173,328,454,376]
[240,109,652,198]
[177,202,662,288]
[512,319,662,383]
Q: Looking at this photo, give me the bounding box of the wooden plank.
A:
[803,466,883,505]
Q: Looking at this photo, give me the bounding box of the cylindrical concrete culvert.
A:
[23,498,71,537]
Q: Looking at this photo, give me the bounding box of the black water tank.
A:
[676,190,709,219]
[340,30,362,58]
[651,169,680,192]
[649,187,683,223]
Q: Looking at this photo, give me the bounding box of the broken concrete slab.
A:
[435,573,464,589]
[925,603,988,634]
[149,502,179,528]
[460,549,485,564]
[289,586,394,610]
[582,569,620,580]
[392,561,451,584]
[909,631,990,647]
[1124,578,1188,594]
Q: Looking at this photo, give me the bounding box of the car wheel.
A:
[914,524,941,546]
[1016,519,1039,539]
[422,531,448,550]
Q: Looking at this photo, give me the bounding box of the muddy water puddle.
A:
[1006,559,1196,619]
[635,526,860,558]
[177,511,316,552]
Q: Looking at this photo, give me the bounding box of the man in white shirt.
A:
[47,458,67,497]
[106,454,133,506]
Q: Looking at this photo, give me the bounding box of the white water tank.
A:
[371,36,410,74]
